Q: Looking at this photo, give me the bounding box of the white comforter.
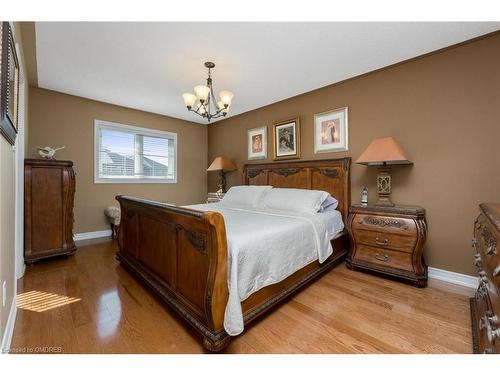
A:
[185,203,344,336]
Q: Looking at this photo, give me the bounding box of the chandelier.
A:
[182,62,234,122]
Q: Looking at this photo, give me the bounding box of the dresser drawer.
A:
[354,229,416,253]
[353,245,414,272]
[352,213,417,237]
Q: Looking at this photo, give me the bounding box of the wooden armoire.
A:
[24,159,77,264]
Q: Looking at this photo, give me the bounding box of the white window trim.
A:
[94,119,178,184]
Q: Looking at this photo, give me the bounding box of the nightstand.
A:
[206,192,225,203]
[346,204,428,287]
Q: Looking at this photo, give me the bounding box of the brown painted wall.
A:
[208,33,500,275]
[28,87,208,233]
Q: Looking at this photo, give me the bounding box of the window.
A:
[94,120,177,183]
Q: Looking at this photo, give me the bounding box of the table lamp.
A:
[207,156,237,193]
[355,137,412,207]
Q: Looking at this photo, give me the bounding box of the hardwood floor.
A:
[11,239,474,353]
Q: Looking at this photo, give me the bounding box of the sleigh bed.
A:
[115,158,351,351]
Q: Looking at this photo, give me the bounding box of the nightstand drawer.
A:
[352,213,416,237]
[354,229,416,253]
[354,245,414,272]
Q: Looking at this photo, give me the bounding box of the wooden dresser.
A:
[346,204,428,287]
[471,203,500,354]
[24,159,77,264]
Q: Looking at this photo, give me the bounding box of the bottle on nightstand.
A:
[361,187,368,206]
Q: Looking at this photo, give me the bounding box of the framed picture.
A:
[0,22,20,145]
[314,107,348,154]
[247,126,267,160]
[272,116,300,160]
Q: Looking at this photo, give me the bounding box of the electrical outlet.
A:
[2,281,6,307]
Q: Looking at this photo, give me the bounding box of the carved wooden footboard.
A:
[116,195,230,351]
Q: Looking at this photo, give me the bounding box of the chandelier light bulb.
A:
[194,85,210,102]
[219,91,234,106]
[182,93,197,109]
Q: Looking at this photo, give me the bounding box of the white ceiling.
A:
[35,22,500,124]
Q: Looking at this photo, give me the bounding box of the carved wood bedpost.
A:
[202,211,231,351]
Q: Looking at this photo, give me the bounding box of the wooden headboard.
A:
[243,158,351,220]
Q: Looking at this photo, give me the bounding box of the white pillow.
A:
[319,195,339,212]
[259,188,330,214]
[220,185,272,207]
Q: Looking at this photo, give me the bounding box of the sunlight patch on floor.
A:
[17,290,81,312]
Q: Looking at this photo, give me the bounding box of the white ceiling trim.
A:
[35,22,500,124]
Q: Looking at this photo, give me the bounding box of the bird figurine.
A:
[37,146,65,160]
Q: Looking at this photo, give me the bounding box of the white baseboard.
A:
[73,229,112,241]
[1,296,17,354]
[428,267,478,289]
[16,264,25,280]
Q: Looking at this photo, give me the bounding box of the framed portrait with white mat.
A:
[272,116,300,160]
[314,107,348,154]
[247,126,267,160]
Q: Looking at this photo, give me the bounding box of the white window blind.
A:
[94,120,177,183]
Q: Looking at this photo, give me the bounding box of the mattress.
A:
[185,203,344,336]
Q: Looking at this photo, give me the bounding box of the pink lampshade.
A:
[356,137,412,166]
[207,156,237,172]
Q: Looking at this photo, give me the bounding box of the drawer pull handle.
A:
[374,253,389,262]
[488,315,499,326]
[481,314,500,344]
[493,266,500,277]
[488,326,500,344]
[486,245,497,256]
[375,237,389,246]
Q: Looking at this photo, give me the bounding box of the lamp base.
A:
[375,195,395,207]
[376,166,395,207]
[217,170,227,193]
